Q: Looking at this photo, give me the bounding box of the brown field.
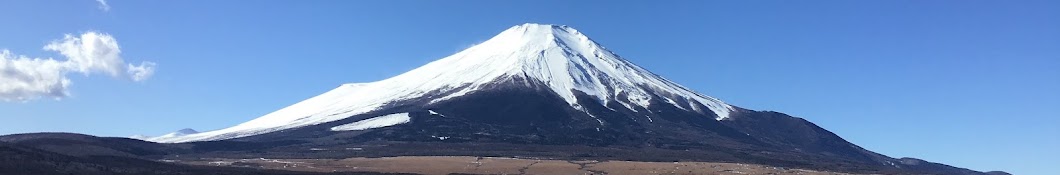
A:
[180,156,862,175]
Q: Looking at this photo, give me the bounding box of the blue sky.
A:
[1,0,1057,174]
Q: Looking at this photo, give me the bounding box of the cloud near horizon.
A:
[0,32,156,102]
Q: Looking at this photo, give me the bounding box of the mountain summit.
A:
[147,23,991,174]
[155,23,732,143]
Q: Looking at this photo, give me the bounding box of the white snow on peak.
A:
[420,23,733,118]
[153,23,733,143]
[330,113,412,131]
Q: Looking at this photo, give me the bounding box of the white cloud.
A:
[0,32,156,102]
[0,50,71,101]
[127,61,156,82]
[96,0,110,12]
[43,33,125,77]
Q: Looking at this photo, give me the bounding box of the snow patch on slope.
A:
[330,113,411,131]
[428,110,444,117]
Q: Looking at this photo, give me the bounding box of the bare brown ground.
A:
[180,156,862,175]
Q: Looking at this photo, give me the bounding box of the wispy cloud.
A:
[0,32,156,102]
[127,61,156,82]
[95,0,110,12]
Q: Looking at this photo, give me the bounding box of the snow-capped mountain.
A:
[130,23,993,174]
[154,23,734,143]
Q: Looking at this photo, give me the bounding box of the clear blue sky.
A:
[1,0,1057,174]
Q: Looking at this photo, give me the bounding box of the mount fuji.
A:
[139,23,990,174]
[154,23,735,143]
